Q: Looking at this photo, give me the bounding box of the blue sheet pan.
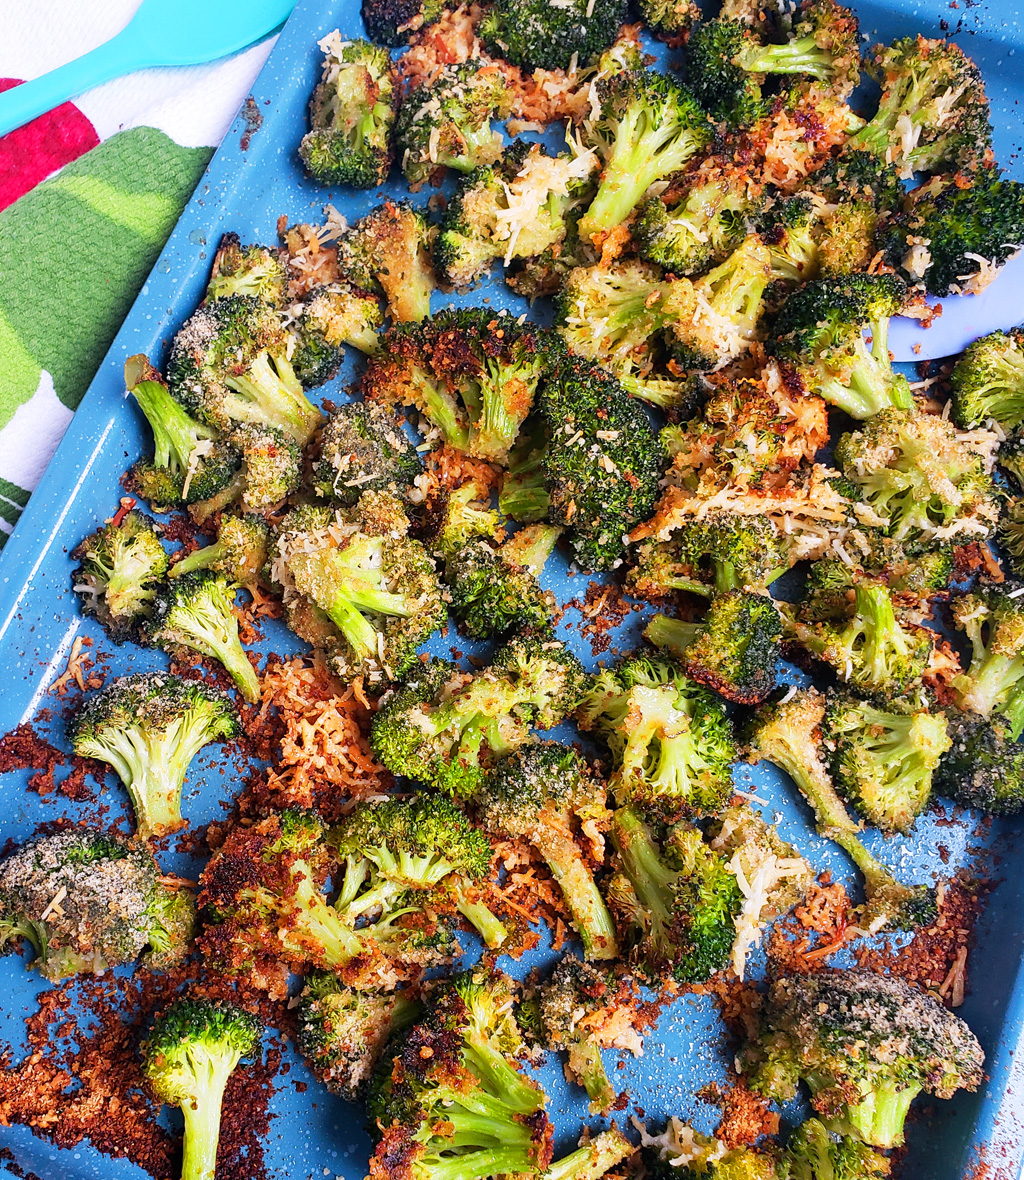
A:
[1,0,1024,1177]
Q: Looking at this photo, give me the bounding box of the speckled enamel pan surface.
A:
[1,0,1024,1176]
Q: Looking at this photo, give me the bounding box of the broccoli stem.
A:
[611,805,676,959]
[225,353,322,444]
[420,380,472,451]
[177,605,261,704]
[470,360,534,461]
[566,1040,617,1114]
[643,614,702,657]
[501,524,562,578]
[540,828,619,960]
[289,870,367,967]
[130,378,213,473]
[852,582,914,690]
[828,1079,922,1149]
[428,1145,543,1180]
[172,540,230,580]
[455,895,510,949]
[542,1129,633,1180]
[734,36,835,81]
[957,651,1024,735]
[499,469,550,524]
[459,1042,546,1114]
[177,1051,237,1180]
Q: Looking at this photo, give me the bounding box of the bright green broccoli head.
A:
[299,36,396,189]
[313,400,422,506]
[578,654,737,816]
[950,325,1024,431]
[743,970,984,1148]
[951,581,1024,738]
[823,695,950,834]
[337,199,436,324]
[71,509,168,643]
[479,0,627,71]
[147,570,261,703]
[69,671,238,839]
[781,1118,891,1180]
[0,827,195,981]
[934,711,1024,816]
[207,233,287,306]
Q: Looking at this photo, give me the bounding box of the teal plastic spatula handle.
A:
[0,0,297,138]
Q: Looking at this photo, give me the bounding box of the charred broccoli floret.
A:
[0,828,194,980]
[371,636,587,798]
[951,326,1024,431]
[934,711,1024,816]
[299,36,397,188]
[330,794,508,949]
[479,742,618,960]
[366,967,552,1180]
[171,513,269,590]
[539,354,663,571]
[394,62,514,185]
[168,295,323,445]
[822,695,950,834]
[274,492,445,685]
[445,525,562,640]
[71,508,168,642]
[364,308,554,464]
[313,400,422,505]
[142,997,261,1180]
[768,273,912,419]
[834,407,998,544]
[578,69,712,244]
[746,689,938,932]
[125,355,242,512]
[645,592,783,706]
[206,233,288,306]
[361,0,444,45]
[577,654,737,816]
[741,970,984,1148]
[297,973,420,1101]
[290,282,383,387]
[849,35,992,177]
[687,1,860,126]
[951,582,1024,738]
[610,808,743,983]
[337,200,436,323]
[69,673,238,839]
[185,421,302,518]
[434,142,598,290]
[781,1118,891,1180]
[147,570,261,702]
[634,175,756,277]
[537,957,634,1113]
[882,171,1024,296]
[479,0,627,71]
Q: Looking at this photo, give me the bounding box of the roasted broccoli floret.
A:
[207,233,288,306]
[330,794,508,950]
[537,957,634,1113]
[171,513,269,590]
[544,1129,636,1180]
[337,200,436,323]
[290,282,383,387]
[366,968,552,1180]
[849,35,992,177]
[610,807,743,983]
[371,635,587,798]
[627,512,786,600]
[636,0,700,37]
[313,400,421,506]
[364,308,553,464]
[741,970,984,1148]
[479,742,618,960]
[147,570,261,703]
[687,1,860,126]
[168,295,323,446]
[641,1122,778,1180]
[768,273,912,419]
[394,62,513,186]
[578,69,713,245]
[361,0,444,45]
[634,175,756,277]
[823,695,951,834]
[759,194,822,283]
[746,689,938,932]
[804,150,904,277]
[69,672,238,839]
[479,0,626,71]
[499,414,551,524]
[274,492,445,685]
[71,508,168,643]
[645,592,783,706]
[882,171,1024,296]
[577,654,737,816]
[299,36,396,188]
[297,973,420,1101]
[951,582,1024,738]
[200,809,442,984]
[951,326,1024,431]
[125,355,242,513]
[188,421,302,519]
[0,828,194,980]
[426,477,503,559]
[142,997,261,1180]
[782,1118,891,1180]
[434,142,598,290]
[539,354,663,571]
[834,407,998,543]
[934,711,1024,816]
